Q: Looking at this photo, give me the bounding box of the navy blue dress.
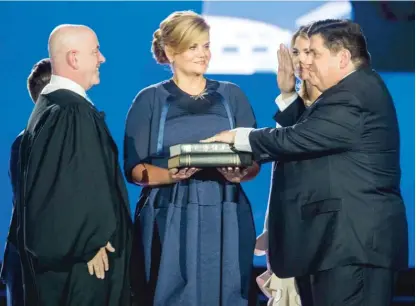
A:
[124,79,257,306]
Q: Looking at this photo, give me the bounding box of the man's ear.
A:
[339,48,351,70]
[66,50,79,70]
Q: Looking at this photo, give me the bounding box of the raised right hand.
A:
[277,43,296,94]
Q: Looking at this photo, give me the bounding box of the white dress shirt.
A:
[41,75,93,104]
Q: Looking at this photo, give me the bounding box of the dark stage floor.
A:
[0,264,414,305]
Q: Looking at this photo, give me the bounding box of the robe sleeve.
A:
[123,87,155,182]
[24,103,117,268]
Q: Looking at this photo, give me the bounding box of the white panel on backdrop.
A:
[296,2,352,27]
[203,15,292,75]
[203,1,353,75]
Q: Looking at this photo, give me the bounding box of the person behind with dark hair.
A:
[27,58,52,102]
[15,24,132,306]
[202,19,408,306]
[0,58,51,306]
[124,10,260,306]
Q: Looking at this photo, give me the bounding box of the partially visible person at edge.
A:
[0,58,52,306]
[124,10,260,306]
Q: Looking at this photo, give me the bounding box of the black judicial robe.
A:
[15,89,132,306]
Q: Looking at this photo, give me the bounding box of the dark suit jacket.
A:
[249,67,408,278]
[0,131,24,281]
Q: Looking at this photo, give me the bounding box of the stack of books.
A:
[167,142,253,169]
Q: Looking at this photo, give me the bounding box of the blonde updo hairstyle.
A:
[151,11,210,65]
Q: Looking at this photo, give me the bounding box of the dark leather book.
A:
[167,153,253,169]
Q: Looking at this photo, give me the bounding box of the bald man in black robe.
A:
[15,24,132,306]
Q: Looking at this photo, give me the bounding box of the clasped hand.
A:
[87,242,115,279]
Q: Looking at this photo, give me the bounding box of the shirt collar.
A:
[342,69,357,80]
[41,75,92,104]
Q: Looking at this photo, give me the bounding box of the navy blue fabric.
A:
[125,79,257,305]
[1,130,24,305]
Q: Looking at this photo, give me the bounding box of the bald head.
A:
[47,24,106,91]
[48,24,94,60]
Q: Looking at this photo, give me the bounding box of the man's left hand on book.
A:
[217,167,249,183]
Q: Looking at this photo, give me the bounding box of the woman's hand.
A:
[217,167,249,183]
[169,167,201,182]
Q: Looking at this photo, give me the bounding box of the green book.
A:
[169,142,236,157]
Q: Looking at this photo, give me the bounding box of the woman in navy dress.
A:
[124,11,260,306]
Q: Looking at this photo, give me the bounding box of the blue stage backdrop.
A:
[0,1,414,267]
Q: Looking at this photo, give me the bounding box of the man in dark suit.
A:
[202,19,408,306]
[0,58,52,306]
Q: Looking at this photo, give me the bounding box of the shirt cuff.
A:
[275,92,298,112]
[232,128,254,152]
[254,230,268,255]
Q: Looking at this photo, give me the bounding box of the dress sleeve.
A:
[123,87,155,182]
[228,83,257,129]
